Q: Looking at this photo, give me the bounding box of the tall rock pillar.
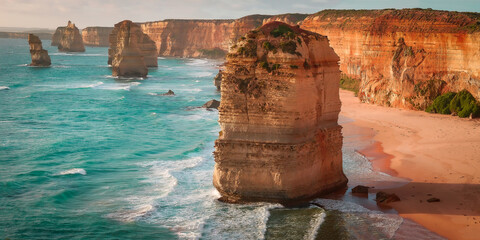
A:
[213,22,347,204]
[109,20,148,78]
[58,21,85,52]
[28,34,51,66]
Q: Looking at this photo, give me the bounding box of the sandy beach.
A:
[339,89,480,240]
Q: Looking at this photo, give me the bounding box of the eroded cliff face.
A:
[109,20,148,78]
[28,34,51,66]
[51,27,65,46]
[213,22,347,204]
[301,9,480,109]
[82,27,113,47]
[139,14,305,58]
[109,21,157,67]
[58,21,85,52]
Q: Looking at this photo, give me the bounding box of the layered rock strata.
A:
[109,20,148,78]
[82,27,114,46]
[109,21,157,67]
[213,22,347,204]
[58,21,85,52]
[28,34,51,66]
[301,9,480,109]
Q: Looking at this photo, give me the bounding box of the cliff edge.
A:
[213,22,347,204]
[301,9,480,109]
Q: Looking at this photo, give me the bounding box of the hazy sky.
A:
[1,0,479,29]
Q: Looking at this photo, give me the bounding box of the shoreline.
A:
[339,89,480,240]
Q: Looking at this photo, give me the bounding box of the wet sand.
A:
[339,89,480,240]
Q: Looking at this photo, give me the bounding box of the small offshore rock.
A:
[162,90,175,96]
[376,191,400,204]
[427,197,440,203]
[203,99,220,109]
[352,185,369,194]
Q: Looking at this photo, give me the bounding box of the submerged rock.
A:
[213,22,347,204]
[58,21,85,52]
[28,34,51,66]
[203,99,220,109]
[427,197,440,203]
[376,191,400,204]
[352,185,369,195]
[109,20,148,78]
[162,90,175,96]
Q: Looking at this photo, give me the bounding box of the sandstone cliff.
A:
[28,34,51,66]
[51,27,65,46]
[301,9,480,109]
[139,14,303,58]
[109,21,157,67]
[213,22,347,204]
[109,20,148,78]
[58,21,85,52]
[82,27,113,47]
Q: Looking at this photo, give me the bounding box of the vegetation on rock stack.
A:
[426,90,480,118]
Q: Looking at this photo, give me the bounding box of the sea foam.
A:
[58,168,86,176]
[0,86,10,90]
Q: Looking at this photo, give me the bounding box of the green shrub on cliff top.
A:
[426,92,456,114]
[262,41,275,51]
[270,25,294,38]
[449,90,480,118]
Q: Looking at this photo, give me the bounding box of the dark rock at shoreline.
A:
[203,99,220,109]
[28,34,51,66]
[376,191,400,204]
[352,185,369,194]
[214,70,222,91]
[162,90,175,96]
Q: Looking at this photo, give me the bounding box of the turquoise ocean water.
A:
[0,38,444,239]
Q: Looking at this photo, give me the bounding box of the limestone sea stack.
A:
[51,26,65,46]
[213,22,347,204]
[58,21,85,52]
[109,20,148,78]
[28,34,51,66]
[108,21,158,68]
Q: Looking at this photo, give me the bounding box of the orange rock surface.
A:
[213,22,347,204]
[301,9,480,109]
[82,27,113,47]
[109,20,148,78]
[28,34,51,66]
